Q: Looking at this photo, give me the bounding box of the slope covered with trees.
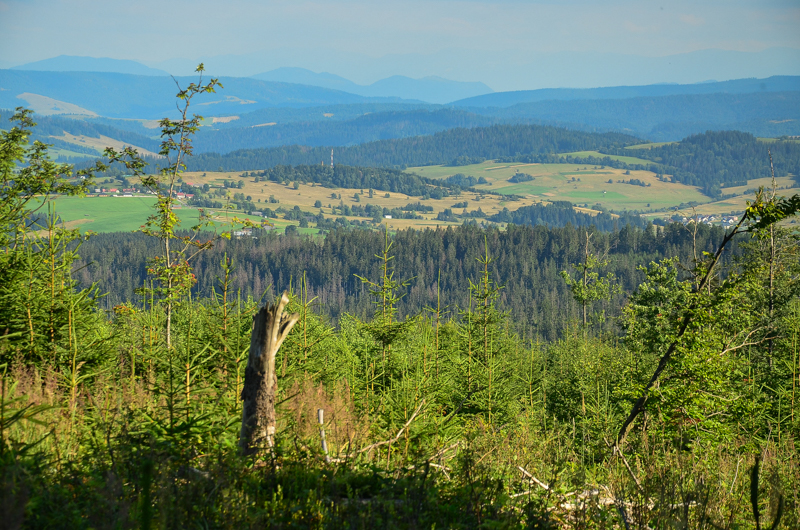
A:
[602,130,800,194]
[74,221,733,341]
[183,124,641,171]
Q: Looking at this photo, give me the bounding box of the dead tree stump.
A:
[239,293,299,455]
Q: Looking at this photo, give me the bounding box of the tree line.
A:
[602,130,800,196]
[73,221,736,341]
[180,124,640,172]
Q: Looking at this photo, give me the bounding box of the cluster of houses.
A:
[678,214,739,227]
[88,188,194,200]
[90,187,134,197]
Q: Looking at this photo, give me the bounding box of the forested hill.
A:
[0,109,160,155]
[251,164,456,197]
[73,222,735,341]
[489,201,647,230]
[601,131,800,194]
[184,124,641,171]
[190,109,499,153]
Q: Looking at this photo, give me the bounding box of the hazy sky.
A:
[1,0,799,90]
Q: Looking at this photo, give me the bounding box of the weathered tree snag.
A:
[239,293,299,455]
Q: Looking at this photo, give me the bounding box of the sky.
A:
[1,0,799,91]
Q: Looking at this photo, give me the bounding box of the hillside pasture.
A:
[49,132,161,157]
[560,150,653,165]
[182,171,546,231]
[722,175,797,195]
[624,142,676,150]
[407,161,708,211]
[36,196,266,234]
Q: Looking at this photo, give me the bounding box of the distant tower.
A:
[331,149,334,169]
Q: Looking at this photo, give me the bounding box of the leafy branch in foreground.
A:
[560,230,620,329]
[104,65,255,350]
[615,185,800,448]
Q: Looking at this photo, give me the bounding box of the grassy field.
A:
[559,150,653,164]
[38,163,797,234]
[624,142,676,150]
[183,171,546,231]
[36,196,268,234]
[407,161,707,211]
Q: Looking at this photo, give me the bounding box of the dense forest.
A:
[181,124,641,171]
[249,164,457,197]
[487,201,649,232]
[3,97,800,528]
[74,222,735,341]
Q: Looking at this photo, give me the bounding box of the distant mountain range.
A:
[11,55,170,77]
[0,69,399,119]
[252,67,493,104]
[6,57,493,105]
[2,60,799,157]
[453,76,800,107]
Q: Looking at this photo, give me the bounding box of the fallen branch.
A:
[518,466,550,491]
[356,400,425,456]
[427,441,460,463]
[614,446,643,492]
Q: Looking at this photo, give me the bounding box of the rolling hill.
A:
[0,70,409,119]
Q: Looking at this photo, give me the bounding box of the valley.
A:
[3,7,800,526]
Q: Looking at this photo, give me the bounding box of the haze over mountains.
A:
[10,56,492,105]
[252,67,493,104]
[2,55,800,158]
[11,55,171,77]
[141,47,800,92]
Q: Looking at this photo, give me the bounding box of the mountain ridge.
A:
[451,75,800,108]
[11,55,170,77]
[0,69,415,119]
[252,67,492,104]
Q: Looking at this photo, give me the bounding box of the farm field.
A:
[624,142,676,150]
[39,167,798,234]
[406,160,708,211]
[559,150,653,164]
[182,170,545,231]
[722,175,797,195]
[36,196,267,234]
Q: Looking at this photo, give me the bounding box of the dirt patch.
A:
[197,95,256,106]
[212,116,240,124]
[51,132,161,157]
[16,93,98,116]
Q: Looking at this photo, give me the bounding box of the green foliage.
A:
[0,110,110,372]
[560,231,621,327]
[3,103,800,527]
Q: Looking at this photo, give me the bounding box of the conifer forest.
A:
[2,71,800,529]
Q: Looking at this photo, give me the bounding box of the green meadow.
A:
[560,150,653,164]
[36,196,278,234]
[407,160,708,211]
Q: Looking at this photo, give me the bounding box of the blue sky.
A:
[1,0,798,90]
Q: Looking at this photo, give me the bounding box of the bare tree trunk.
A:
[239,293,299,455]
